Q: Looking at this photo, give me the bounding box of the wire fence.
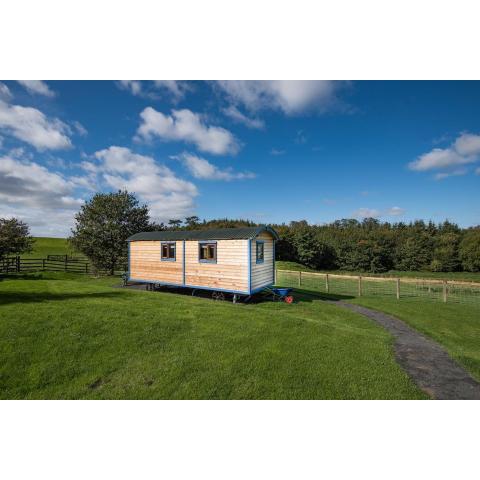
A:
[276,269,480,307]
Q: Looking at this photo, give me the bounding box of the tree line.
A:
[1,190,479,275]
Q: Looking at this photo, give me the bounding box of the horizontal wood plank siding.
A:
[130,240,183,284]
[185,239,248,291]
[251,232,274,290]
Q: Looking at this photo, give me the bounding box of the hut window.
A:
[161,242,176,261]
[199,242,217,263]
[256,241,264,263]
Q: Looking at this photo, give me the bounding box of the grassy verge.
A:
[276,260,480,283]
[0,272,425,399]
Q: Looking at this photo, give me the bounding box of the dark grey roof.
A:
[127,225,279,242]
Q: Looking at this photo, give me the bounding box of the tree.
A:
[395,234,433,271]
[459,228,480,272]
[184,216,200,228]
[70,191,150,275]
[0,218,34,259]
[168,219,183,229]
[431,232,461,272]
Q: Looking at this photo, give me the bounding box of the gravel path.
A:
[333,301,480,400]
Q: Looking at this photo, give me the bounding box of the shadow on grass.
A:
[0,291,125,306]
[122,282,354,304]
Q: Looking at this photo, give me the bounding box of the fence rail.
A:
[276,269,480,306]
[0,256,126,276]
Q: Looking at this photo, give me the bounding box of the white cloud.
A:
[135,107,239,155]
[0,153,84,236]
[92,146,198,221]
[270,148,285,156]
[386,206,405,216]
[153,81,189,102]
[222,105,264,129]
[117,80,143,96]
[73,121,88,136]
[476,167,480,176]
[0,82,13,101]
[118,80,189,102]
[454,133,480,156]
[174,152,256,181]
[216,80,341,115]
[0,99,72,151]
[434,168,468,180]
[352,208,381,219]
[17,80,55,97]
[409,132,480,178]
[353,206,406,219]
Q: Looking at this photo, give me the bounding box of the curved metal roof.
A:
[127,225,279,242]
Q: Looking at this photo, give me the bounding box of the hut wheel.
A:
[212,291,225,301]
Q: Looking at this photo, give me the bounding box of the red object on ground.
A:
[284,295,294,304]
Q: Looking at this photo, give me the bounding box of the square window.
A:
[256,241,264,263]
[199,242,216,262]
[161,242,176,261]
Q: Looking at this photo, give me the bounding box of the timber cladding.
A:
[250,232,274,290]
[129,239,249,291]
[127,226,278,294]
[130,240,184,284]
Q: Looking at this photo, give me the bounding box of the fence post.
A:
[358,276,362,296]
[443,280,447,303]
[274,268,277,284]
[42,259,46,271]
[85,262,88,274]
[396,278,400,300]
[298,270,302,286]
[326,274,329,293]
[16,255,20,273]
[65,255,68,272]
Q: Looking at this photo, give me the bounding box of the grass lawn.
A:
[22,237,79,259]
[276,260,480,283]
[0,272,426,399]
[349,295,480,382]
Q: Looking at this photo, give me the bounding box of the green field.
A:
[277,260,480,283]
[22,237,79,259]
[0,272,426,399]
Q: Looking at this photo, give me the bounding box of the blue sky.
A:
[0,80,479,236]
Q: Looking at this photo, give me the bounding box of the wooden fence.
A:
[1,256,90,274]
[276,269,480,306]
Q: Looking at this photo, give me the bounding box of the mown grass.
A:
[349,296,480,382]
[22,237,79,259]
[0,272,425,399]
[276,260,480,283]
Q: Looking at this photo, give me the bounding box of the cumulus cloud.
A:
[135,107,239,155]
[409,132,480,177]
[0,99,72,151]
[222,105,264,129]
[17,80,55,97]
[91,146,198,221]
[72,121,88,136]
[174,152,256,181]
[270,148,285,156]
[476,167,480,176]
[0,153,84,236]
[216,80,342,115]
[0,82,13,101]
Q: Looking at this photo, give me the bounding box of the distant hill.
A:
[22,237,79,258]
